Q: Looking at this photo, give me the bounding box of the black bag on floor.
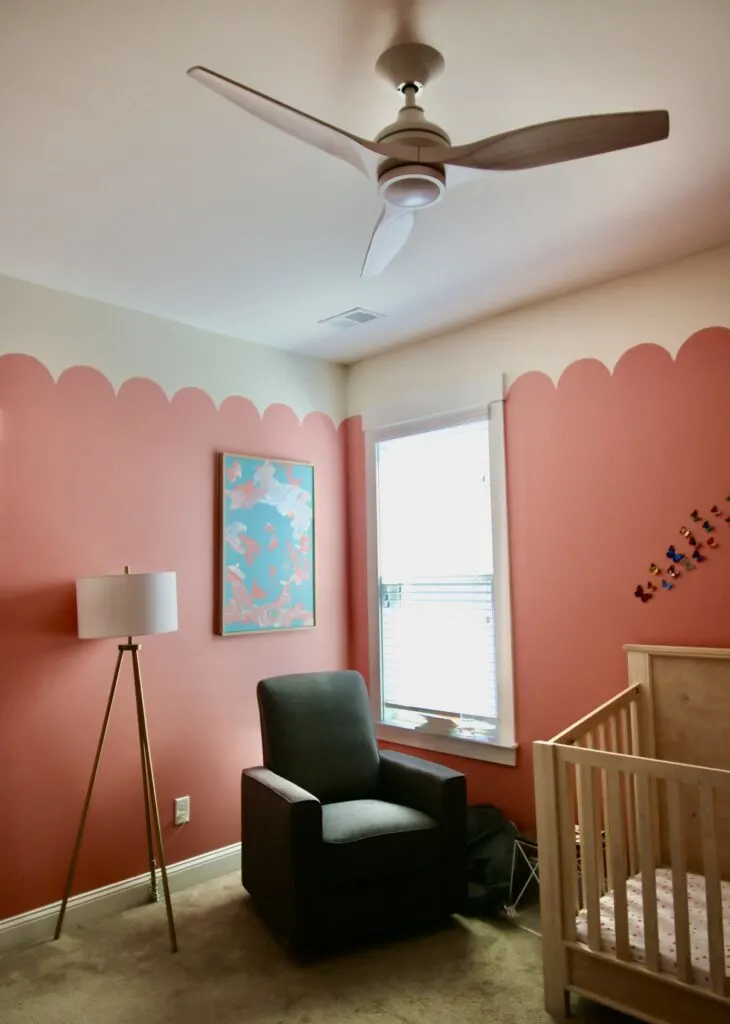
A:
[465,804,524,916]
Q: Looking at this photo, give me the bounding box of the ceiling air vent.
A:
[318,307,386,330]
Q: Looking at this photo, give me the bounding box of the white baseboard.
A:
[0,842,241,955]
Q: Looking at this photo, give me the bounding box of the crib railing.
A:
[534,648,730,1022]
[549,742,730,997]
[538,688,730,1002]
[550,684,657,898]
[551,684,643,748]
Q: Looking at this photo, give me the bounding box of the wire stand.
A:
[505,835,540,918]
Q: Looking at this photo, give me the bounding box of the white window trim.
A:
[364,388,516,767]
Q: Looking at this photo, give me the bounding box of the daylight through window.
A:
[374,417,499,743]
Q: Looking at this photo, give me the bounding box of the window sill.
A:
[375,722,518,766]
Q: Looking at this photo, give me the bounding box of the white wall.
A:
[347,243,730,420]
[1,274,345,423]
[8,241,730,428]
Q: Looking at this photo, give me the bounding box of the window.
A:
[367,406,514,765]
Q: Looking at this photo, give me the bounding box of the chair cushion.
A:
[322,799,440,884]
[258,672,380,804]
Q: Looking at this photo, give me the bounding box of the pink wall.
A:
[347,327,730,829]
[0,355,348,920]
[5,325,730,919]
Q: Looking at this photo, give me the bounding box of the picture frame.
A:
[218,452,315,635]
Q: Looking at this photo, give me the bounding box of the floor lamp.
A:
[55,566,179,952]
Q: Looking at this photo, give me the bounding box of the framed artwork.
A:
[219,453,315,635]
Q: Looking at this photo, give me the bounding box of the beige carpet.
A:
[0,873,634,1024]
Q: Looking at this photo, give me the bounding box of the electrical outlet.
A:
[174,795,190,826]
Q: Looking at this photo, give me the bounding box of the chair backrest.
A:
[257,671,380,804]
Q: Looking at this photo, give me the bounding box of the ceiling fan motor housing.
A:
[376,99,450,209]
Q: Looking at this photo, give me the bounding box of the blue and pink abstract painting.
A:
[219,453,315,635]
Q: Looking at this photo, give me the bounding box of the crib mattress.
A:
[575,868,730,989]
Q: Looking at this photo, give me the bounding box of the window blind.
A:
[379,573,497,725]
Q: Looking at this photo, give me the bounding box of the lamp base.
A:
[54,643,177,952]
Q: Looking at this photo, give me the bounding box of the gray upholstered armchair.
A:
[241,671,467,952]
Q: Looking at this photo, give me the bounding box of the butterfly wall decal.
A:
[634,495,730,602]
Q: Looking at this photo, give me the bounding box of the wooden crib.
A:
[534,644,730,1024]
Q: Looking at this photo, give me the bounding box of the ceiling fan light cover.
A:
[378,165,446,208]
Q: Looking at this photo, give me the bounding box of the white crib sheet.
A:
[575,868,730,989]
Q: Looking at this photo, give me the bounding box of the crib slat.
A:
[577,762,601,951]
[584,732,606,896]
[636,774,660,973]
[629,701,645,866]
[606,716,621,901]
[629,700,641,755]
[607,715,619,758]
[558,760,578,939]
[575,748,586,910]
[605,769,630,961]
[597,724,613,892]
[666,779,693,985]
[699,785,725,996]
[619,708,638,875]
[634,683,662,862]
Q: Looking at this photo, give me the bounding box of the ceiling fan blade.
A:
[424,110,669,172]
[187,66,410,179]
[361,206,415,277]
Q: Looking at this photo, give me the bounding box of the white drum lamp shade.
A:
[76,571,178,639]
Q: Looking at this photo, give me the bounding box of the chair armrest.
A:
[241,767,323,948]
[245,766,321,809]
[379,750,467,914]
[379,749,466,824]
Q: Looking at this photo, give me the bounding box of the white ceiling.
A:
[2,1,730,364]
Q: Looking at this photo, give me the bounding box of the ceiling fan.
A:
[187,41,669,277]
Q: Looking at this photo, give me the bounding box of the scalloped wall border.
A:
[0,273,346,424]
[347,243,730,418]
[0,352,345,434]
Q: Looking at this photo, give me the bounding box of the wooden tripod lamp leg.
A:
[131,647,178,953]
[133,660,159,904]
[55,646,125,941]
